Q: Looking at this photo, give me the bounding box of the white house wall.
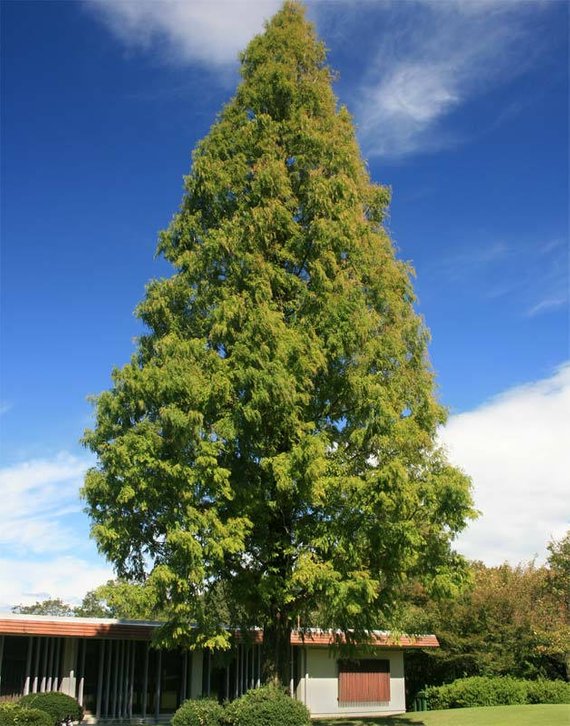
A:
[299,647,406,718]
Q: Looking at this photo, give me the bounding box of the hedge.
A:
[18,694,83,725]
[425,676,570,710]
[0,703,53,726]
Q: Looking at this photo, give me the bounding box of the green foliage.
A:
[171,698,225,726]
[75,578,164,620]
[224,685,311,726]
[0,704,52,726]
[18,694,83,724]
[402,555,570,702]
[82,0,474,681]
[425,676,570,710]
[526,679,570,704]
[12,599,75,617]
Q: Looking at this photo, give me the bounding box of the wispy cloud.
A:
[354,0,548,158]
[0,452,90,555]
[527,296,568,317]
[441,363,570,565]
[85,0,280,68]
[428,233,568,316]
[0,452,114,609]
[433,241,510,281]
[0,556,113,611]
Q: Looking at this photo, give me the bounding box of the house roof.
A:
[0,613,438,648]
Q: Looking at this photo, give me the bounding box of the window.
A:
[338,659,390,706]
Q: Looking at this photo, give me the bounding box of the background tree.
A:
[82,1,474,685]
[401,548,570,701]
[12,599,75,617]
[75,579,165,620]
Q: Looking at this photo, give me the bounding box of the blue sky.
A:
[1,0,568,609]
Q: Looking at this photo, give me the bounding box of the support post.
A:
[53,639,61,692]
[46,638,54,692]
[112,639,119,719]
[155,650,162,723]
[24,637,33,695]
[104,640,112,717]
[77,639,86,706]
[32,638,41,694]
[141,643,149,720]
[234,648,238,699]
[40,637,48,692]
[129,641,135,718]
[0,636,4,694]
[181,651,187,703]
[117,640,124,719]
[96,640,105,719]
[256,645,261,688]
[289,645,294,697]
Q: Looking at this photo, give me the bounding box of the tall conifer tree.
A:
[83,1,474,684]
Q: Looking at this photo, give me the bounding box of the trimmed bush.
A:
[18,694,83,725]
[171,698,224,726]
[425,676,570,710]
[0,703,53,726]
[224,685,311,726]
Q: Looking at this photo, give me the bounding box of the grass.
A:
[313,704,570,725]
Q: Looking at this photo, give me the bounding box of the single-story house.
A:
[0,614,438,720]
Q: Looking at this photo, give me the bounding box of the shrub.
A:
[425,675,570,710]
[224,685,310,726]
[526,679,570,704]
[18,694,83,725]
[171,698,225,726]
[0,703,53,726]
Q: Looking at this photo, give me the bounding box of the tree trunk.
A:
[262,611,292,688]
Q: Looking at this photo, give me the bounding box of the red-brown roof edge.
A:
[0,615,438,648]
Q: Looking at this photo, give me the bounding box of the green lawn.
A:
[314,704,569,726]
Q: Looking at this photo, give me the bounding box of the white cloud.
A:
[355,0,546,157]
[0,452,90,554]
[441,363,570,565]
[0,452,114,609]
[0,556,113,611]
[86,0,281,67]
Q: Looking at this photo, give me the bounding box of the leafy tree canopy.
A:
[74,579,164,620]
[401,541,570,699]
[82,1,475,683]
[12,599,75,617]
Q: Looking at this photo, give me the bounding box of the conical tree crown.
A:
[83,1,473,659]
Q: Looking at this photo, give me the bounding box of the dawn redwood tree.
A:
[82,1,474,685]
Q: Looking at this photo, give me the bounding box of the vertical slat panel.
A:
[338,659,390,705]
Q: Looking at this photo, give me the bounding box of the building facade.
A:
[0,615,438,720]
